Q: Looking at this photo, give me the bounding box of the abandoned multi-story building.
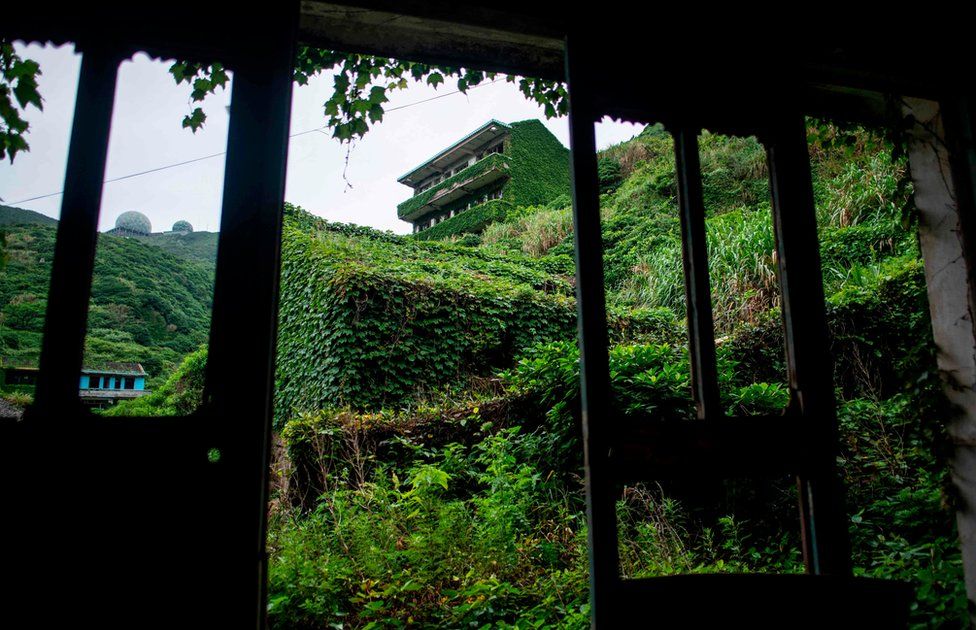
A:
[396,118,570,233]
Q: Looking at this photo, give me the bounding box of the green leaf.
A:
[181,107,207,132]
[368,85,388,105]
[368,104,384,124]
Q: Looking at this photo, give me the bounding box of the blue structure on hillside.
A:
[78,363,149,406]
[2,362,151,409]
[79,364,147,391]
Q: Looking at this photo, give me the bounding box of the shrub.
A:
[518,208,573,257]
[597,157,623,194]
[267,427,590,629]
[105,346,207,416]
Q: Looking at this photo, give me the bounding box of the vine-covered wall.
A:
[503,119,571,207]
[274,206,578,422]
[413,200,513,241]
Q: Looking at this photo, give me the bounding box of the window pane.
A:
[81,52,230,416]
[0,41,81,418]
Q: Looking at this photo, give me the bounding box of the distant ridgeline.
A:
[104,210,219,265]
[0,206,218,385]
[396,119,570,240]
[0,205,58,227]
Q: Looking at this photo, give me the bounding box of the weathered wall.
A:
[904,96,976,618]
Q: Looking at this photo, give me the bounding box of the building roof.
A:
[81,362,147,376]
[397,119,511,187]
[4,363,147,376]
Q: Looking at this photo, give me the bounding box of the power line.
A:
[6,78,503,206]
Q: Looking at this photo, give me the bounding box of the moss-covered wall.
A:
[397,153,510,220]
[414,200,513,241]
[502,119,570,207]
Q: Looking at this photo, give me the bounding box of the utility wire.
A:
[7,78,503,206]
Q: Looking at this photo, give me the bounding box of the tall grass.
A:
[482,206,573,257]
[615,207,777,331]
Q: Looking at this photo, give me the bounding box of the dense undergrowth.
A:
[104,121,965,627]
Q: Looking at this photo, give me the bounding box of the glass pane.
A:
[82,51,231,416]
[697,129,788,416]
[0,41,82,418]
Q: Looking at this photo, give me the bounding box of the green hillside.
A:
[0,205,58,226]
[129,230,219,266]
[0,221,214,382]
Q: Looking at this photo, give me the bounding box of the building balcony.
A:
[397,153,511,221]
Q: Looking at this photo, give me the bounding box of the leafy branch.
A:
[0,39,43,163]
[0,43,567,159]
[171,48,568,141]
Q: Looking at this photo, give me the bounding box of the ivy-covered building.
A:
[396,119,570,236]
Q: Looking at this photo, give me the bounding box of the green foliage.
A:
[126,230,219,265]
[503,120,571,208]
[105,346,207,416]
[0,205,57,226]
[597,156,622,194]
[173,49,568,144]
[0,40,42,163]
[0,222,213,381]
[9,45,569,161]
[275,205,578,420]
[265,123,962,627]
[167,60,230,133]
[268,426,589,629]
[262,123,971,627]
[412,200,513,241]
[840,393,967,623]
[482,206,574,258]
[696,132,768,209]
[2,94,962,624]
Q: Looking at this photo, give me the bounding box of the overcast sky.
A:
[0,42,645,235]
